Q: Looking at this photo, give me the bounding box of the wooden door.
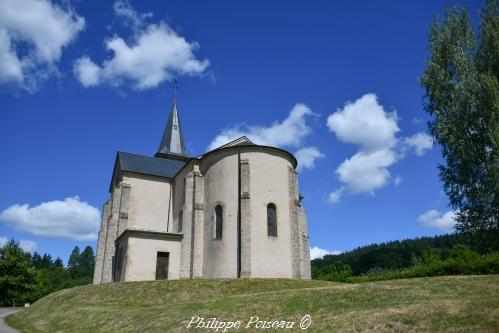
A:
[155,252,169,280]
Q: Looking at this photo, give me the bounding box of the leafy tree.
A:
[421,249,440,265]
[317,262,352,282]
[67,246,81,278]
[0,240,97,305]
[0,239,40,306]
[311,231,497,276]
[421,0,499,232]
[45,267,74,292]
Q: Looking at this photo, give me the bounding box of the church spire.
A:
[156,80,188,158]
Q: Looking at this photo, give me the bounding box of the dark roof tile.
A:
[118,151,186,179]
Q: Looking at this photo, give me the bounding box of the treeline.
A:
[312,231,499,282]
[0,239,95,306]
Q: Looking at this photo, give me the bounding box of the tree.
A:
[40,254,53,269]
[45,266,74,292]
[53,257,64,269]
[67,246,81,278]
[421,0,499,233]
[1,240,98,305]
[30,252,43,269]
[79,246,95,278]
[67,246,94,281]
[0,239,40,306]
[317,262,352,282]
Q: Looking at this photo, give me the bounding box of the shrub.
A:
[316,246,499,283]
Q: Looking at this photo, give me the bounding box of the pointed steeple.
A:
[156,80,188,159]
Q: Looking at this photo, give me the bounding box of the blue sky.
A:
[0,0,483,263]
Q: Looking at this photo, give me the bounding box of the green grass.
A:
[6,275,499,332]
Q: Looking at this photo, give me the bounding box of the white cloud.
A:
[113,0,152,32]
[394,175,402,186]
[209,103,314,150]
[208,103,321,170]
[327,93,433,203]
[19,239,37,253]
[0,197,100,240]
[403,132,433,156]
[327,94,400,202]
[336,148,397,194]
[327,93,399,152]
[74,2,209,90]
[0,235,7,247]
[418,209,457,231]
[73,57,100,87]
[0,235,37,253]
[0,30,23,83]
[310,246,341,260]
[0,0,85,90]
[328,188,344,204]
[295,146,325,171]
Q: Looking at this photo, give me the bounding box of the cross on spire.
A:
[155,78,187,158]
[172,78,178,101]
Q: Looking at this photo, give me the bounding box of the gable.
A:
[215,136,254,150]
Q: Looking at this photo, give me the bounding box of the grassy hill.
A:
[7,275,499,332]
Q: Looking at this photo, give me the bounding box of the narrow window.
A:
[267,203,277,237]
[178,210,183,233]
[114,246,124,282]
[155,252,169,280]
[215,205,223,240]
[116,246,123,271]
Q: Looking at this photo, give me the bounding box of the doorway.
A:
[155,252,169,280]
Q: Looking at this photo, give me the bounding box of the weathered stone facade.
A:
[93,100,311,283]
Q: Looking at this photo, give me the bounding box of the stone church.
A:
[93,96,311,283]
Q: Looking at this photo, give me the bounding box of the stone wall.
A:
[288,166,301,278]
[240,157,251,277]
[178,166,195,278]
[100,183,121,283]
[244,150,294,278]
[124,236,182,281]
[124,173,172,232]
[200,151,239,278]
[199,147,297,279]
[297,205,311,279]
[93,199,111,284]
[192,165,205,278]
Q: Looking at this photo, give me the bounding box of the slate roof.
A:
[110,137,297,192]
[117,151,186,179]
[216,136,254,149]
[200,136,298,169]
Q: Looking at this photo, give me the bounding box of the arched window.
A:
[178,210,183,233]
[267,203,277,237]
[215,205,223,240]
